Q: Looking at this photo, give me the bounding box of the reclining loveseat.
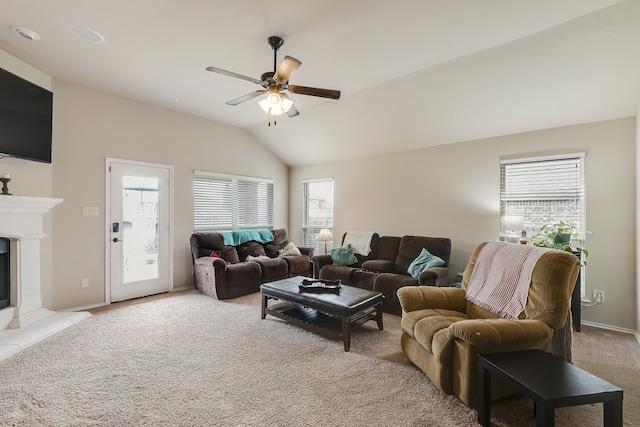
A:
[190,228,313,300]
[312,232,452,315]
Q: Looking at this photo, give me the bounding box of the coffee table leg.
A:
[535,403,554,427]
[375,305,384,330]
[261,294,267,319]
[603,400,623,427]
[341,318,351,352]
[477,364,491,427]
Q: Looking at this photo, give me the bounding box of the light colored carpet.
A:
[0,289,637,426]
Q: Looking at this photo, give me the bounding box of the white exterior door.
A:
[107,159,172,303]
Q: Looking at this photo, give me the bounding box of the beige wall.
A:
[290,118,637,331]
[49,81,288,310]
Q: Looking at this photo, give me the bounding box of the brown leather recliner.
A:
[397,241,580,409]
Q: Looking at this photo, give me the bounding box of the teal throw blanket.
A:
[222,230,274,246]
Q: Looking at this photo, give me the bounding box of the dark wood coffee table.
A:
[477,349,623,427]
[260,277,384,351]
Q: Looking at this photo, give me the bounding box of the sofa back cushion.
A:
[265,228,288,258]
[461,241,580,328]
[236,241,267,261]
[190,232,228,261]
[394,236,451,275]
[377,236,401,261]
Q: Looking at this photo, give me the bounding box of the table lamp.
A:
[317,228,333,254]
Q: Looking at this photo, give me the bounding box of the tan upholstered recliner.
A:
[397,241,580,409]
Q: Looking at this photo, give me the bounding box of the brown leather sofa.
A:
[397,241,580,409]
[190,228,313,300]
[312,233,452,315]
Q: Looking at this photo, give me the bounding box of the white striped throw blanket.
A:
[465,241,553,319]
[343,231,375,256]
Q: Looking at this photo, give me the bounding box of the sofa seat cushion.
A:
[251,257,288,283]
[413,313,466,359]
[401,309,470,338]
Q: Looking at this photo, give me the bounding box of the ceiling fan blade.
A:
[288,85,341,100]
[225,90,267,106]
[286,104,300,118]
[275,56,302,83]
[280,93,299,117]
[206,66,263,85]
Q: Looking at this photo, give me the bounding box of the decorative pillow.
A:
[329,244,358,266]
[407,248,445,278]
[278,242,302,257]
[218,246,240,264]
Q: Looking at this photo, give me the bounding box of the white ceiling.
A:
[1,0,638,166]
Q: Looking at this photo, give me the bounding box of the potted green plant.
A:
[531,220,590,264]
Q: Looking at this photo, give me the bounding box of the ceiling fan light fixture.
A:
[258,91,293,115]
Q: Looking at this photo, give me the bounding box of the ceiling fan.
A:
[206,36,341,124]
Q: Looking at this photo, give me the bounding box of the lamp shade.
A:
[317,228,333,242]
[502,215,524,232]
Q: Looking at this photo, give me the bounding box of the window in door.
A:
[303,179,334,255]
[194,171,273,232]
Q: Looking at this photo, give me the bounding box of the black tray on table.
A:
[299,279,342,294]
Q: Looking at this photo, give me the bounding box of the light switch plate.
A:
[82,206,99,216]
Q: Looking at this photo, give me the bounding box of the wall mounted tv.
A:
[0,67,53,163]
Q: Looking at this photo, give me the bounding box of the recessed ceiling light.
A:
[71,27,104,43]
[11,26,41,41]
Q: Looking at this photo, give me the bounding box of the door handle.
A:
[113,237,123,243]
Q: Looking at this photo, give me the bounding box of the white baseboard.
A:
[581,320,640,344]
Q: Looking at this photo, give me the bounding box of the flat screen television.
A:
[0,67,53,163]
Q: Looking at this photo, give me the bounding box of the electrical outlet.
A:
[593,290,604,303]
[81,277,89,288]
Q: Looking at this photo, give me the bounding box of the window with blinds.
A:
[303,179,334,254]
[500,154,585,238]
[194,171,273,232]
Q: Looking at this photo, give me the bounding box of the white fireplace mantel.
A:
[0,195,91,362]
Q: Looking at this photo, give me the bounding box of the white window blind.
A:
[194,171,273,232]
[500,154,585,237]
[303,179,334,254]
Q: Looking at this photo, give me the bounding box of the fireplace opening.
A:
[0,238,9,310]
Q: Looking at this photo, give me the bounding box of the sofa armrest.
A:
[298,246,314,258]
[397,286,467,313]
[447,318,552,347]
[311,254,332,277]
[418,266,450,287]
[361,259,395,273]
[194,256,228,270]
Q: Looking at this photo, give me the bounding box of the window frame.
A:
[499,152,586,295]
[302,178,334,255]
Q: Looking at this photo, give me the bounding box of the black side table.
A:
[477,349,623,427]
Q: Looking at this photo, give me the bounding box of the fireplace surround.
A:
[0,195,91,361]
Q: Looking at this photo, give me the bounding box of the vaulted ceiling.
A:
[1,0,638,166]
